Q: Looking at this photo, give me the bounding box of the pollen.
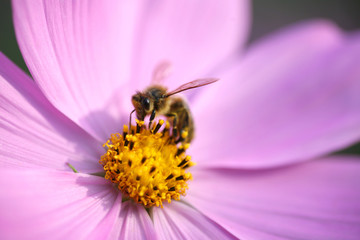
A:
[99,120,194,208]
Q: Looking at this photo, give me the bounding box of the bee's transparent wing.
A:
[166,78,219,97]
[151,60,172,84]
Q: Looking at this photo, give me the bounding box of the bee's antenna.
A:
[129,109,136,130]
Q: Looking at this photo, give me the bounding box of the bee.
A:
[131,63,218,143]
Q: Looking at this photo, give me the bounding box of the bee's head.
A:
[131,92,152,120]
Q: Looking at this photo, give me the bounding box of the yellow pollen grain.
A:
[99,120,194,208]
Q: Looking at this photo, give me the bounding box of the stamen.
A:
[152,119,165,134]
[99,120,194,208]
[162,121,170,137]
[175,130,189,144]
[176,176,184,181]
[136,119,144,133]
[178,156,191,167]
[123,125,128,139]
[165,174,174,180]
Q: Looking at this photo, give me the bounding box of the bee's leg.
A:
[149,109,156,129]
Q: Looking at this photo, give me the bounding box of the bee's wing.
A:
[165,78,219,97]
[151,60,172,84]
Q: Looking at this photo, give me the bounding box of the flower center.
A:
[99,120,194,207]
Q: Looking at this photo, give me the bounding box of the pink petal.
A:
[186,156,360,239]
[131,0,250,92]
[0,53,103,173]
[0,169,122,240]
[152,201,236,240]
[118,201,156,240]
[192,20,360,168]
[12,0,142,141]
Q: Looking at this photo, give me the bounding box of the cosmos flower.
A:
[1,0,360,239]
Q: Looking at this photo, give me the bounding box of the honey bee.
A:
[131,63,218,143]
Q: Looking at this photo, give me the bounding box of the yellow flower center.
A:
[99,120,194,207]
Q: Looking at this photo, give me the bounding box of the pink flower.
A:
[1,0,360,239]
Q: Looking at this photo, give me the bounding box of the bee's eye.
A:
[142,98,150,111]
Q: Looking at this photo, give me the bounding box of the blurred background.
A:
[1,0,360,154]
